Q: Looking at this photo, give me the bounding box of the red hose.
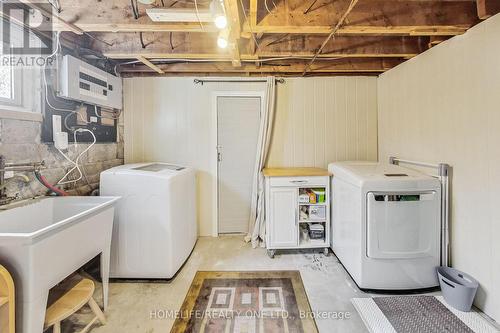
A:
[38,173,69,196]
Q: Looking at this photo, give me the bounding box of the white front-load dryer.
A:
[100,163,197,279]
[329,161,441,290]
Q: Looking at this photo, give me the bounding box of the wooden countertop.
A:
[263,167,330,177]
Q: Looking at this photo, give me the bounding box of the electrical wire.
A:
[131,0,139,19]
[57,129,97,185]
[264,0,272,14]
[193,0,205,30]
[63,106,92,132]
[302,0,359,76]
[238,0,260,51]
[43,33,78,113]
[115,55,344,71]
[47,0,61,13]
[114,55,345,73]
[169,32,175,50]
[43,32,75,113]
[140,32,147,48]
[93,105,122,120]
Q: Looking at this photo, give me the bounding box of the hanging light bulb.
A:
[217,35,228,48]
[214,15,227,29]
[210,0,227,29]
[217,29,229,48]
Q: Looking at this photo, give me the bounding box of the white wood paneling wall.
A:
[378,14,500,322]
[268,77,378,167]
[124,77,378,236]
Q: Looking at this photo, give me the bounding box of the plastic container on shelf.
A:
[309,206,326,219]
[308,190,317,204]
[312,188,326,203]
[309,223,324,239]
[298,193,310,203]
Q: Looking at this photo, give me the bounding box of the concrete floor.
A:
[64,236,376,333]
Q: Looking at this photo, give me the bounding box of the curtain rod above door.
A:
[193,78,285,85]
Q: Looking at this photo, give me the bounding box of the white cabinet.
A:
[264,169,330,258]
[268,187,298,247]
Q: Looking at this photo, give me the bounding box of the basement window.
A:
[0,44,22,107]
[0,21,42,121]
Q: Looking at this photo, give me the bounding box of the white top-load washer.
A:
[328,161,441,290]
[100,163,197,279]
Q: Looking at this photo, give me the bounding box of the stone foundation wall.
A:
[0,117,124,200]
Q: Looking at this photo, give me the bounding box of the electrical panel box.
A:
[58,55,123,109]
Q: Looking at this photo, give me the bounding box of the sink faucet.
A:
[0,155,45,205]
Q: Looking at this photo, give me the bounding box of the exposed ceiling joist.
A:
[249,0,258,27]
[52,22,218,33]
[476,0,500,19]
[251,0,478,30]
[51,23,471,37]
[118,58,402,74]
[240,25,470,36]
[224,0,242,66]
[106,53,418,60]
[52,0,477,37]
[44,0,481,76]
[90,33,428,59]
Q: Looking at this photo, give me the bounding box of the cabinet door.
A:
[268,187,298,248]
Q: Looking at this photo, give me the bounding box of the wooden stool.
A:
[44,279,106,333]
[0,265,15,333]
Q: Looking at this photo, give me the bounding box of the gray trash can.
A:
[437,266,479,312]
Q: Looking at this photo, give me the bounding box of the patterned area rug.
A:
[352,296,500,333]
[171,271,318,333]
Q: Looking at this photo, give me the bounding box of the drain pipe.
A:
[389,156,451,267]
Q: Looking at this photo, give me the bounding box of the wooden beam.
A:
[241,25,470,36]
[136,55,165,74]
[224,0,242,66]
[90,33,428,59]
[477,0,500,19]
[108,53,230,60]
[250,0,258,27]
[117,58,402,74]
[428,36,451,49]
[106,52,418,60]
[52,22,471,36]
[52,22,219,33]
[254,0,478,32]
[52,0,477,37]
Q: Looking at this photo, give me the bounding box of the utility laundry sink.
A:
[0,196,119,333]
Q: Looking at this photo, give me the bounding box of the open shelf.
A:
[299,219,326,223]
[299,238,328,248]
[299,203,327,206]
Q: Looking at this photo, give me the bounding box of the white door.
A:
[217,96,261,234]
[268,187,298,248]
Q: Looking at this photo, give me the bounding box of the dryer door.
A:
[366,191,440,259]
